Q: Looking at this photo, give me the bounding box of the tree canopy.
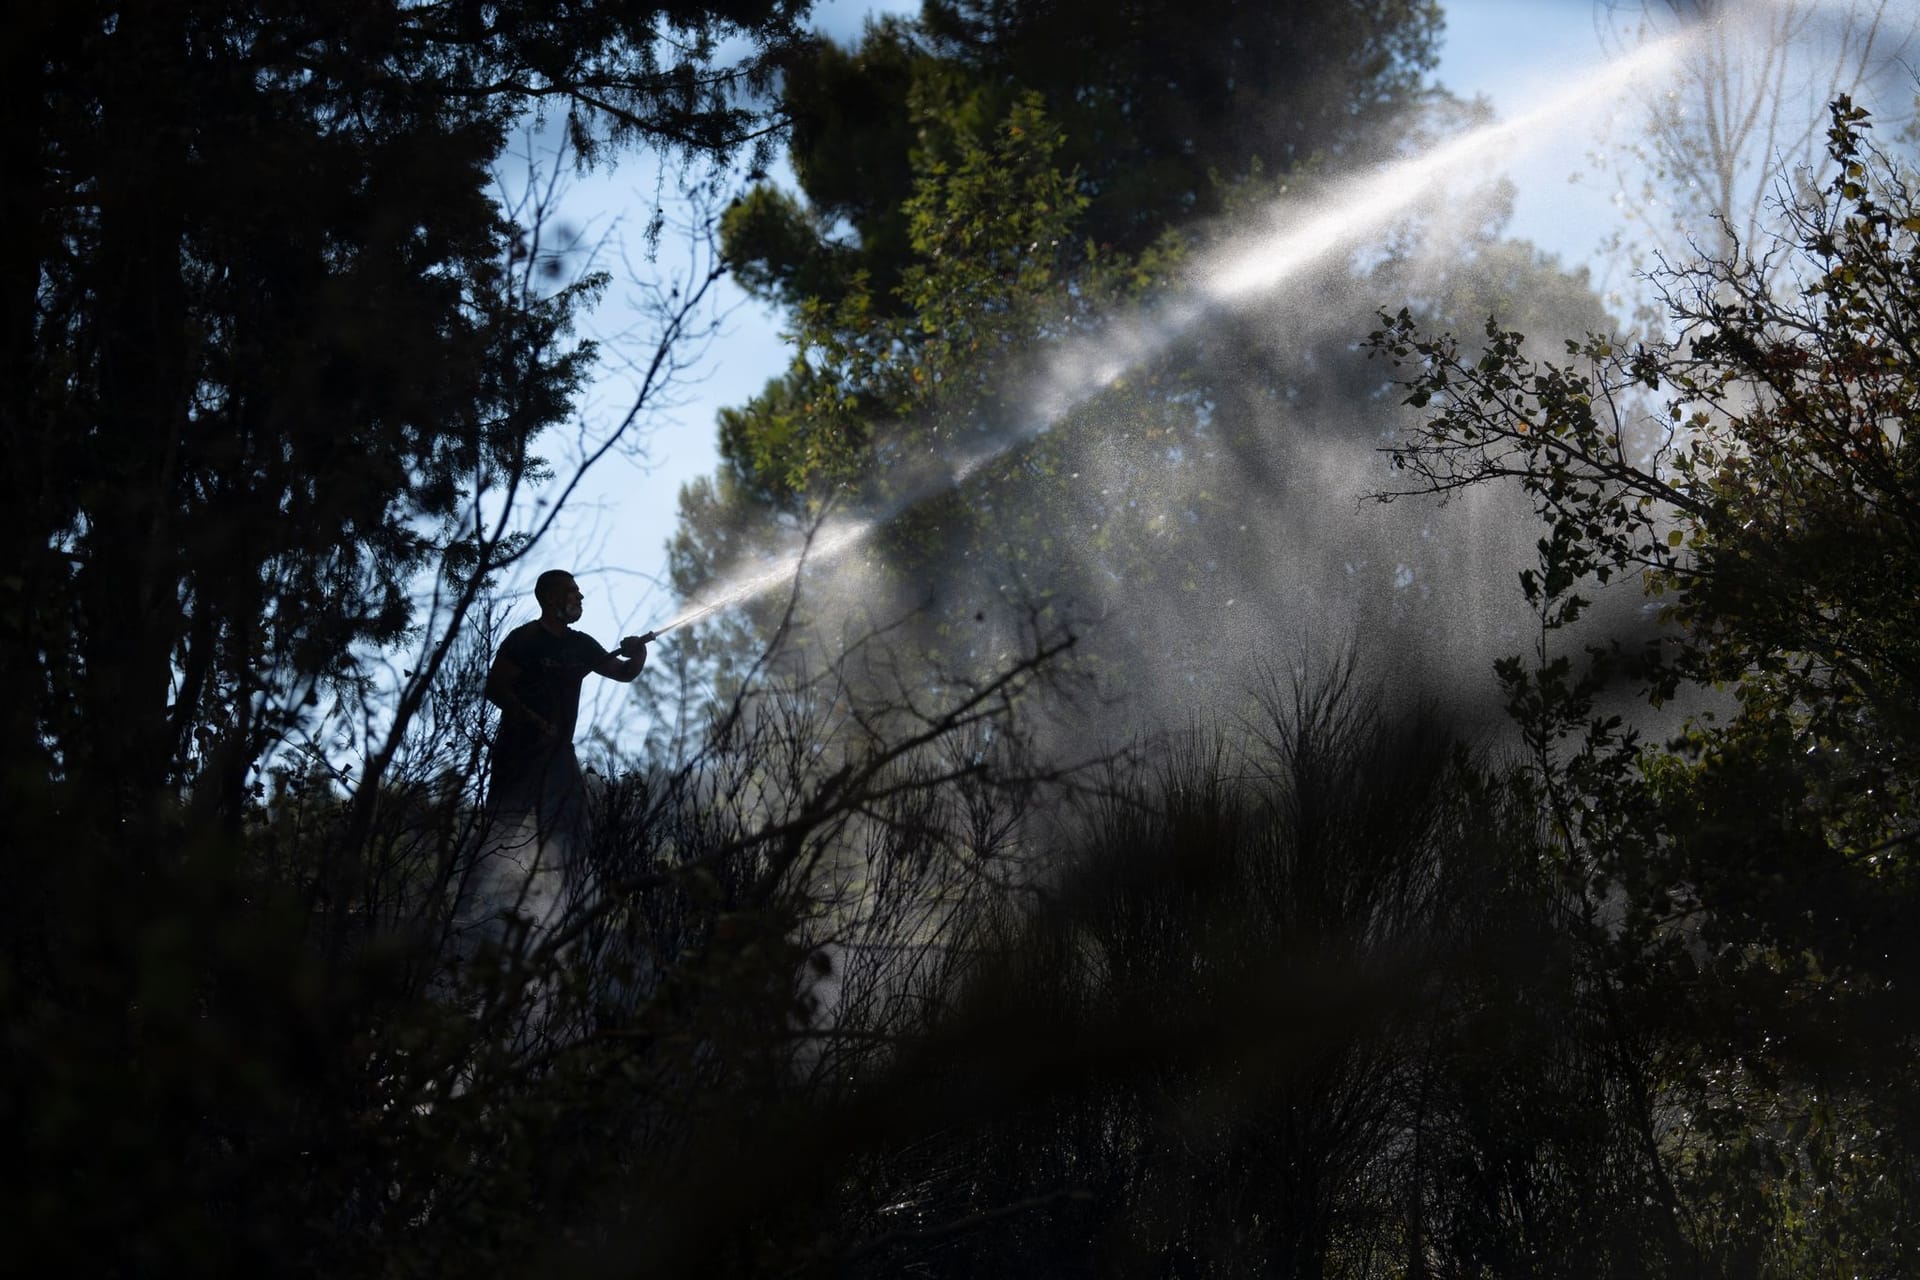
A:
[1370,97,1920,1268]
[668,0,1606,723]
[4,1,809,1267]
[726,0,1443,308]
[4,0,806,833]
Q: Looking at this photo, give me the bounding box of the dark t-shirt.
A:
[488,622,608,824]
[491,621,608,764]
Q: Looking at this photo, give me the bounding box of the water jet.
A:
[640,32,1693,640]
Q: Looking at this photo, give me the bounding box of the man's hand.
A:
[595,635,649,684]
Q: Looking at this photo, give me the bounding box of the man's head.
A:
[535,569,584,625]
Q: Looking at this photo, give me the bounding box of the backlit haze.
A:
[525,0,1917,731]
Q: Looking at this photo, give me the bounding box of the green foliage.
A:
[672,0,1603,727]
[4,0,806,822]
[683,0,1449,528]
[2,0,809,1270]
[726,0,1444,310]
[1370,97,1920,1273]
[675,83,1191,698]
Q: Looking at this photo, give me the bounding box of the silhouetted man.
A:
[483,569,649,844]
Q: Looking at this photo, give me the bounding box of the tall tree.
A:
[728,0,1443,311]
[1370,98,1920,1268]
[666,0,1613,729]
[2,0,810,1268]
[3,0,807,843]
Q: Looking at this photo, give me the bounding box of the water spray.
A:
[642,32,1692,639]
[637,520,881,641]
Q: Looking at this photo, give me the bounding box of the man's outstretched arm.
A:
[593,636,649,684]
